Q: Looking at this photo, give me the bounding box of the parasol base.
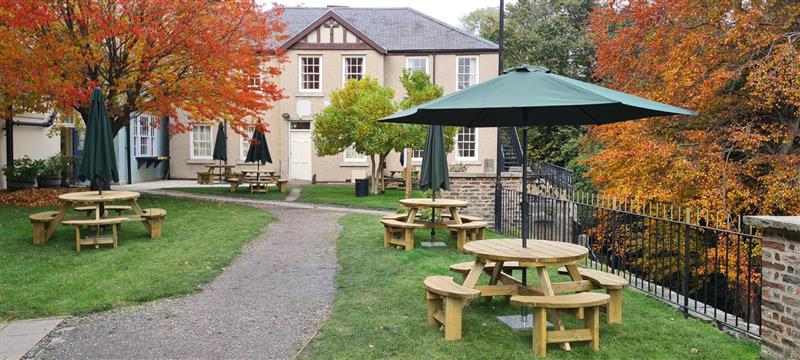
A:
[497,315,553,331]
[420,241,447,249]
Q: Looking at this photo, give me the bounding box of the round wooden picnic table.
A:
[460,238,590,350]
[399,198,468,209]
[58,190,141,203]
[46,191,148,243]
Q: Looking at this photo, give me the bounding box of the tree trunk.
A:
[370,155,379,195]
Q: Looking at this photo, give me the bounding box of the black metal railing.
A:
[528,161,574,199]
[498,188,762,338]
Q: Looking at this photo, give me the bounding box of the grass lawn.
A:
[169,184,291,201]
[296,185,423,210]
[303,214,760,359]
[0,195,274,321]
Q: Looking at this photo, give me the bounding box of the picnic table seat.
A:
[449,261,525,281]
[277,179,289,193]
[424,276,481,341]
[196,171,213,184]
[141,208,167,239]
[441,213,483,223]
[62,217,128,252]
[381,219,424,252]
[511,292,610,356]
[29,211,59,245]
[557,267,628,323]
[446,221,488,252]
[74,205,132,216]
[228,178,241,192]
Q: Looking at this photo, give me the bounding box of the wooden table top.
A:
[399,198,468,208]
[463,239,588,264]
[58,191,141,203]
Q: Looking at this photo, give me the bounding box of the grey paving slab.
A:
[1,318,64,360]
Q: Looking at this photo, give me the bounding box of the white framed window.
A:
[248,70,262,89]
[412,149,424,162]
[343,145,367,164]
[299,56,321,91]
[456,127,477,160]
[342,56,365,84]
[456,56,479,90]
[406,57,428,75]
[240,124,255,160]
[132,114,157,157]
[190,124,213,159]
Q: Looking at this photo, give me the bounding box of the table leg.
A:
[44,202,70,243]
[485,260,505,303]
[406,208,418,224]
[462,257,486,289]
[130,199,152,233]
[537,266,572,351]
[448,207,463,224]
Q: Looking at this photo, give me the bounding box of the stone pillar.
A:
[743,216,800,360]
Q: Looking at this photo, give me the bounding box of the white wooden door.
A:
[289,131,312,180]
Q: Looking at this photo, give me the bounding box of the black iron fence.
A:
[528,161,574,199]
[498,188,762,338]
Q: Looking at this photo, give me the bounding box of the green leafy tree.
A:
[398,69,458,152]
[459,7,499,44]
[313,77,398,195]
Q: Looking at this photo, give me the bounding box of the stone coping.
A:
[743,215,800,233]
[448,172,521,178]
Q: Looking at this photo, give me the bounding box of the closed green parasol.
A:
[79,88,119,195]
[212,122,227,163]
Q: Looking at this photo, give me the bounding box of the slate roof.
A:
[281,7,499,53]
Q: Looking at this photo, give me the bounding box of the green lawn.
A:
[170,184,422,211]
[169,184,291,200]
[296,185,423,210]
[0,195,274,321]
[303,214,760,359]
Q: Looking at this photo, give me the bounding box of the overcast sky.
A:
[263,0,508,28]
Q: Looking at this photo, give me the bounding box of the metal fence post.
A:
[683,208,691,317]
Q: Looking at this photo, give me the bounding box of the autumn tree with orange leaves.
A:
[0,0,287,135]
[585,0,800,217]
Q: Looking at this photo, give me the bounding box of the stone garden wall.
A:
[441,172,521,226]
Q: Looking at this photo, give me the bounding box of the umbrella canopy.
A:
[379,65,696,285]
[212,123,227,162]
[381,65,696,127]
[79,88,119,189]
[419,125,449,193]
[245,126,272,165]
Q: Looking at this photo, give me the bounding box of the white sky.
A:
[262,0,508,28]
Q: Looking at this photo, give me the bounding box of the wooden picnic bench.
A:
[557,267,629,323]
[424,275,480,341]
[381,219,424,251]
[511,292,610,356]
[62,217,127,252]
[446,221,488,253]
[196,171,213,184]
[29,211,59,245]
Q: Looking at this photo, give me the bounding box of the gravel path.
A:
[27,194,347,359]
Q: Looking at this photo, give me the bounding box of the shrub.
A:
[1,156,42,182]
[39,154,74,178]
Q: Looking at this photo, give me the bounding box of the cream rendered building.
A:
[170,6,499,182]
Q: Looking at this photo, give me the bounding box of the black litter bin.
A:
[355,179,369,197]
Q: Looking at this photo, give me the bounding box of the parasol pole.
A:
[521,110,530,287]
